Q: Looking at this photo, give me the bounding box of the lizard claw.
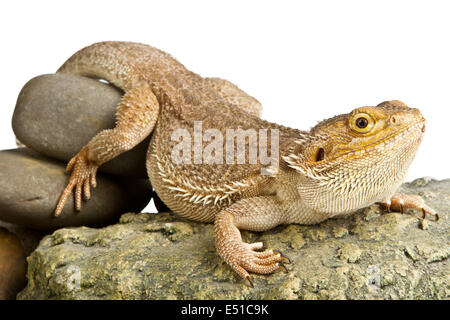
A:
[243,260,288,288]
[245,275,254,288]
[55,147,99,216]
[278,262,289,273]
[273,250,291,264]
[381,193,439,221]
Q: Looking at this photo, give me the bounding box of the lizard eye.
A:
[350,112,374,134]
[356,117,368,129]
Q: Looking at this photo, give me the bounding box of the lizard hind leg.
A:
[55,85,160,216]
[214,196,290,286]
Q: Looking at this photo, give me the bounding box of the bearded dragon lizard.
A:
[54,41,438,286]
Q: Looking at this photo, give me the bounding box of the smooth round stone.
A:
[12,73,149,178]
[0,148,152,230]
[0,227,27,300]
[0,221,46,256]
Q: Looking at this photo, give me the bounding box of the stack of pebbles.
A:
[0,73,154,298]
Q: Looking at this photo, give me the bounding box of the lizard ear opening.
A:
[315,147,325,162]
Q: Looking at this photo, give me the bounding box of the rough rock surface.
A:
[12,73,149,178]
[18,178,449,299]
[0,148,151,230]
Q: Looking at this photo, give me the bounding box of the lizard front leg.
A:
[55,85,159,216]
[214,196,289,286]
[380,193,439,221]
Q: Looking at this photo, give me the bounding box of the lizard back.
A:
[58,41,305,221]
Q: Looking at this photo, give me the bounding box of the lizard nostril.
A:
[390,116,397,124]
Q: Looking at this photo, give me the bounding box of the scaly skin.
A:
[54,41,438,286]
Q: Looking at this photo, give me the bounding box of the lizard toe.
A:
[54,147,99,216]
[253,253,284,266]
[229,243,288,285]
[241,260,283,275]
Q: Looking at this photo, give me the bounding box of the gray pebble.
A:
[0,148,152,230]
[12,73,149,178]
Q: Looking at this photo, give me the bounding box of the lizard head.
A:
[282,100,426,215]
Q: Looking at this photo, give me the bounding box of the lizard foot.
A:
[214,198,289,286]
[218,240,290,287]
[55,146,99,216]
[381,193,438,221]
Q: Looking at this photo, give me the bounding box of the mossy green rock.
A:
[18,178,449,299]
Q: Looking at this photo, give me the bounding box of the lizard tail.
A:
[56,41,164,91]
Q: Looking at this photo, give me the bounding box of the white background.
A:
[1,1,449,212]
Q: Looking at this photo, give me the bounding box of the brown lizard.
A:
[54,41,438,286]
